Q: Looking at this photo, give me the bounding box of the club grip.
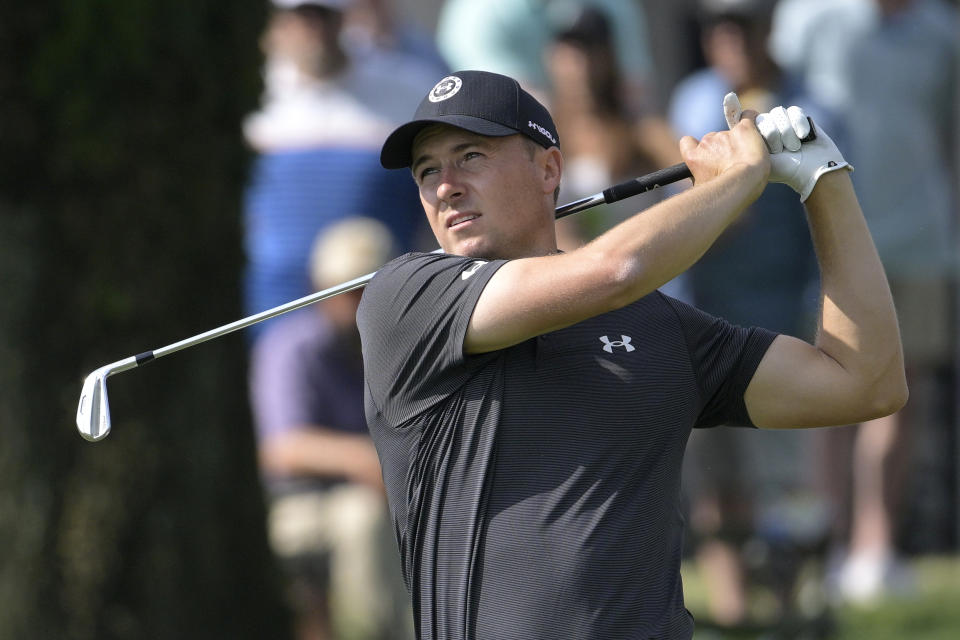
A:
[602,163,692,204]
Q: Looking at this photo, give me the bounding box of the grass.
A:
[682,555,960,639]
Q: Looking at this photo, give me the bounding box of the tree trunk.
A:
[0,2,291,638]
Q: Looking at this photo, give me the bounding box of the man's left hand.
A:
[724,92,853,201]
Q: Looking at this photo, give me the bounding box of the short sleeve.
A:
[357,252,506,425]
[662,294,777,428]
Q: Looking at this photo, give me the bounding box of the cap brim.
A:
[380,115,519,169]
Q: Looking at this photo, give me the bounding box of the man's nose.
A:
[436,168,465,204]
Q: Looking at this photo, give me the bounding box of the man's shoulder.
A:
[377,250,437,270]
[365,251,433,286]
[357,251,503,344]
[360,252,438,313]
[367,252,491,287]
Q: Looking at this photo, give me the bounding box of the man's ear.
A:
[541,147,563,197]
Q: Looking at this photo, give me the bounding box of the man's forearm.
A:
[805,171,907,405]
[466,117,769,354]
[589,162,765,306]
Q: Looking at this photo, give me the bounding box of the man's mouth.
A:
[447,213,480,228]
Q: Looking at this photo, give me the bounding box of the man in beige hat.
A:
[250,217,412,640]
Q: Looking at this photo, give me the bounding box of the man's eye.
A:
[419,167,438,181]
[464,151,482,161]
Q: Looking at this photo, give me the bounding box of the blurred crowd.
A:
[239,1,958,638]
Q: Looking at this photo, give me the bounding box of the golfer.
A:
[356,70,906,639]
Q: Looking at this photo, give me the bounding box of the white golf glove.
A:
[723,92,852,201]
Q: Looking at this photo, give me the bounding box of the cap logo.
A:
[428,75,463,103]
[528,120,557,145]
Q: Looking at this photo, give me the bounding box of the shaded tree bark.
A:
[0,2,291,638]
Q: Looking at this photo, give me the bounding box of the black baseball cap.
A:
[380,70,560,169]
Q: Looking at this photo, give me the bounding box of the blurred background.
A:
[1,1,956,639]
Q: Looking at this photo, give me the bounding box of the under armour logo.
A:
[600,335,635,353]
[429,75,463,102]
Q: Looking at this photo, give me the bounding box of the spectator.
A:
[814,0,958,604]
[250,217,413,640]
[243,0,430,335]
[669,0,834,628]
[341,0,449,78]
[543,5,680,249]
[434,0,680,171]
[768,0,876,112]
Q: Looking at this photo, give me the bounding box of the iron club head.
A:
[76,365,112,442]
[76,357,138,442]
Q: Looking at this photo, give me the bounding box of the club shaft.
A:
[556,162,691,219]
[146,274,371,362]
[133,162,692,366]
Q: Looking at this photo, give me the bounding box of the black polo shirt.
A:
[357,252,776,640]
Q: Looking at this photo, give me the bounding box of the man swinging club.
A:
[357,70,906,639]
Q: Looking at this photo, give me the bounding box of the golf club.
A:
[75,162,692,442]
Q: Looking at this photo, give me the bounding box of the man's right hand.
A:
[678,101,769,195]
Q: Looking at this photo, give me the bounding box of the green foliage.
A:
[0,1,292,638]
[684,557,960,639]
[833,557,960,640]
